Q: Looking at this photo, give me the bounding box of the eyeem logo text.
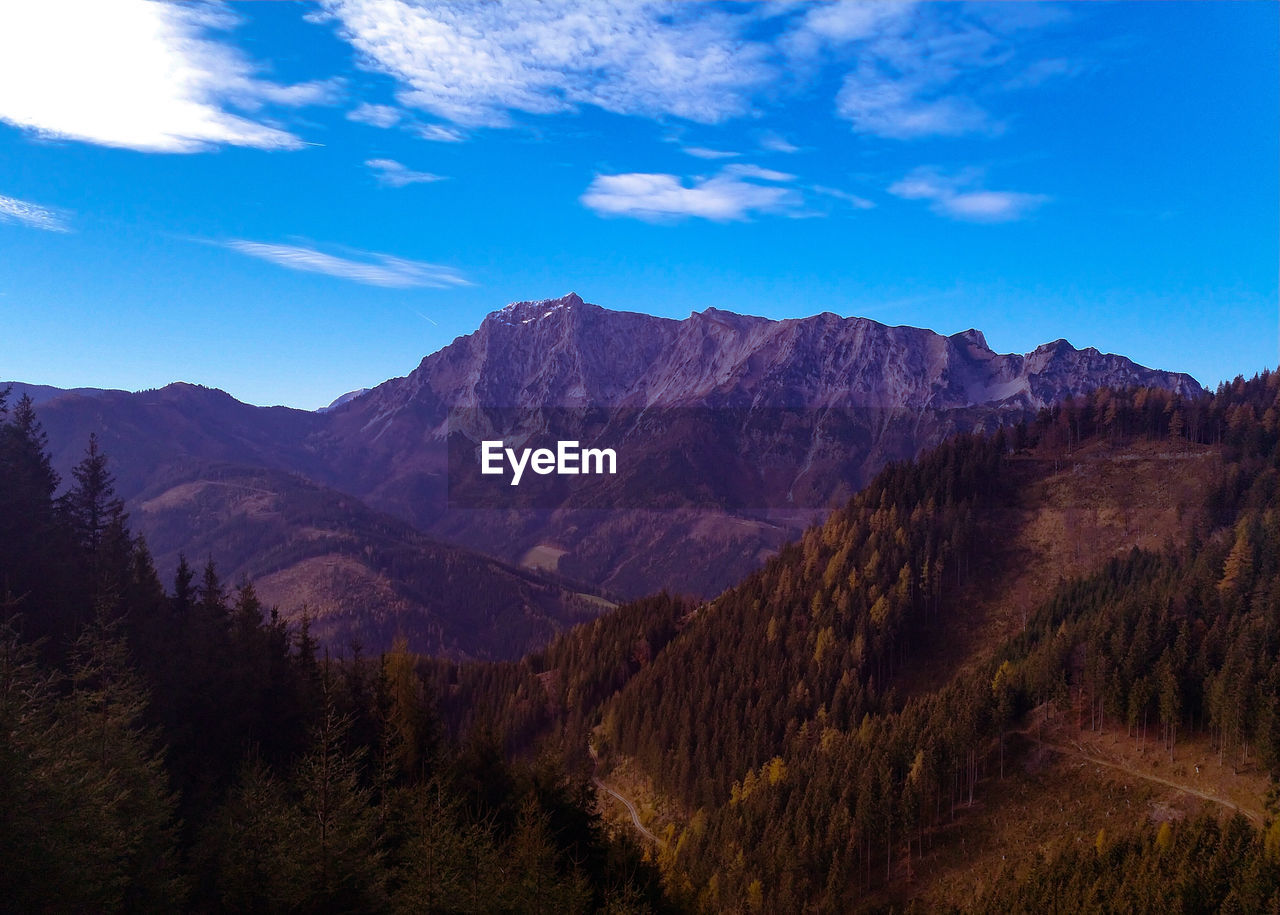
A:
[480,440,617,485]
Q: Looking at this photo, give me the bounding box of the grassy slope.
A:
[134,464,613,660]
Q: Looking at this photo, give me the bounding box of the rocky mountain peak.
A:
[1030,338,1076,356]
[950,328,991,351]
[488,292,586,327]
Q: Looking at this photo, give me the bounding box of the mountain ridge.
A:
[7,293,1204,418]
[344,292,1202,416]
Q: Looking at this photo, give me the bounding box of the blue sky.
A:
[0,1,1275,409]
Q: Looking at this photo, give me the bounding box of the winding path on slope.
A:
[1026,735,1263,825]
[588,744,663,846]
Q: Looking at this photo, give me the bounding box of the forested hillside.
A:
[414,375,1280,912]
[609,375,1279,911]
[0,389,668,912]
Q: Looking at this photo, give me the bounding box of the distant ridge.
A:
[319,388,371,412]
[1,381,124,405]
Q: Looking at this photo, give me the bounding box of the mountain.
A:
[0,394,664,913]
[316,293,1202,594]
[367,293,1197,412]
[5,294,1204,652]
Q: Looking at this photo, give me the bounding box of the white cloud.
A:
[0,0,337,153]
[888,167,1047,223]
[415,124,466,143]
[786,2,1060,140]
[581,166,801,222]
[683,147,740,160]
[837,80,993,139]
[315,1,1074,148]
[723,164,796,182]
[347,102,402,127]
[1004,57,1087,91]
[781,2,915,60]
[318,0,775,127]
[365,158,445,186]
[935,190,1046,222]
[758,132,800,154]
[810,185,874,210]
[225,240,471,288]
[0,193,71,232]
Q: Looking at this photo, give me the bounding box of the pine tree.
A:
[62,433,126,558]
[66,615,187,909]
[199,754,306,910]
[61,434,131,621]
[390,779,497,913]
[292,694,387,910]
[0,618,185,909]
[381,636,437,780]
[0,394,72,644]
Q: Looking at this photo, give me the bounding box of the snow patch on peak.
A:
[490,293,584,326]
[527,291,582,309]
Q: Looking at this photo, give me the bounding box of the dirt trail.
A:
[1026,734,1263,825]
[589,745,663,845]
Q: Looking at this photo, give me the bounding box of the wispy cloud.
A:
[225,240,471,288]
[810,185,874,210]
[0,0,337,153]
[758,131,800,154]
[347,102,402,128]
[780,3,916,62]
[784,2,1071,140]
[888,167,1048,223]
[683,146,740,160]
[1004,57,1088,91]
[839,86,992,140]
[365,158,445,187]
[724,163,795,183]
[317,0,775,127]
[828,10,1004,139]
[581,165,801,222]
[318,1,1075,147]
[415,124,466,143]
[0,193,71,232]
[4,1,1076,158]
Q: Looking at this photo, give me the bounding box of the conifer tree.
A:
[292,694,387,910]
[0,394,68,640]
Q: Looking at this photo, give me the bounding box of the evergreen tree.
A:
[291,695,387,911]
